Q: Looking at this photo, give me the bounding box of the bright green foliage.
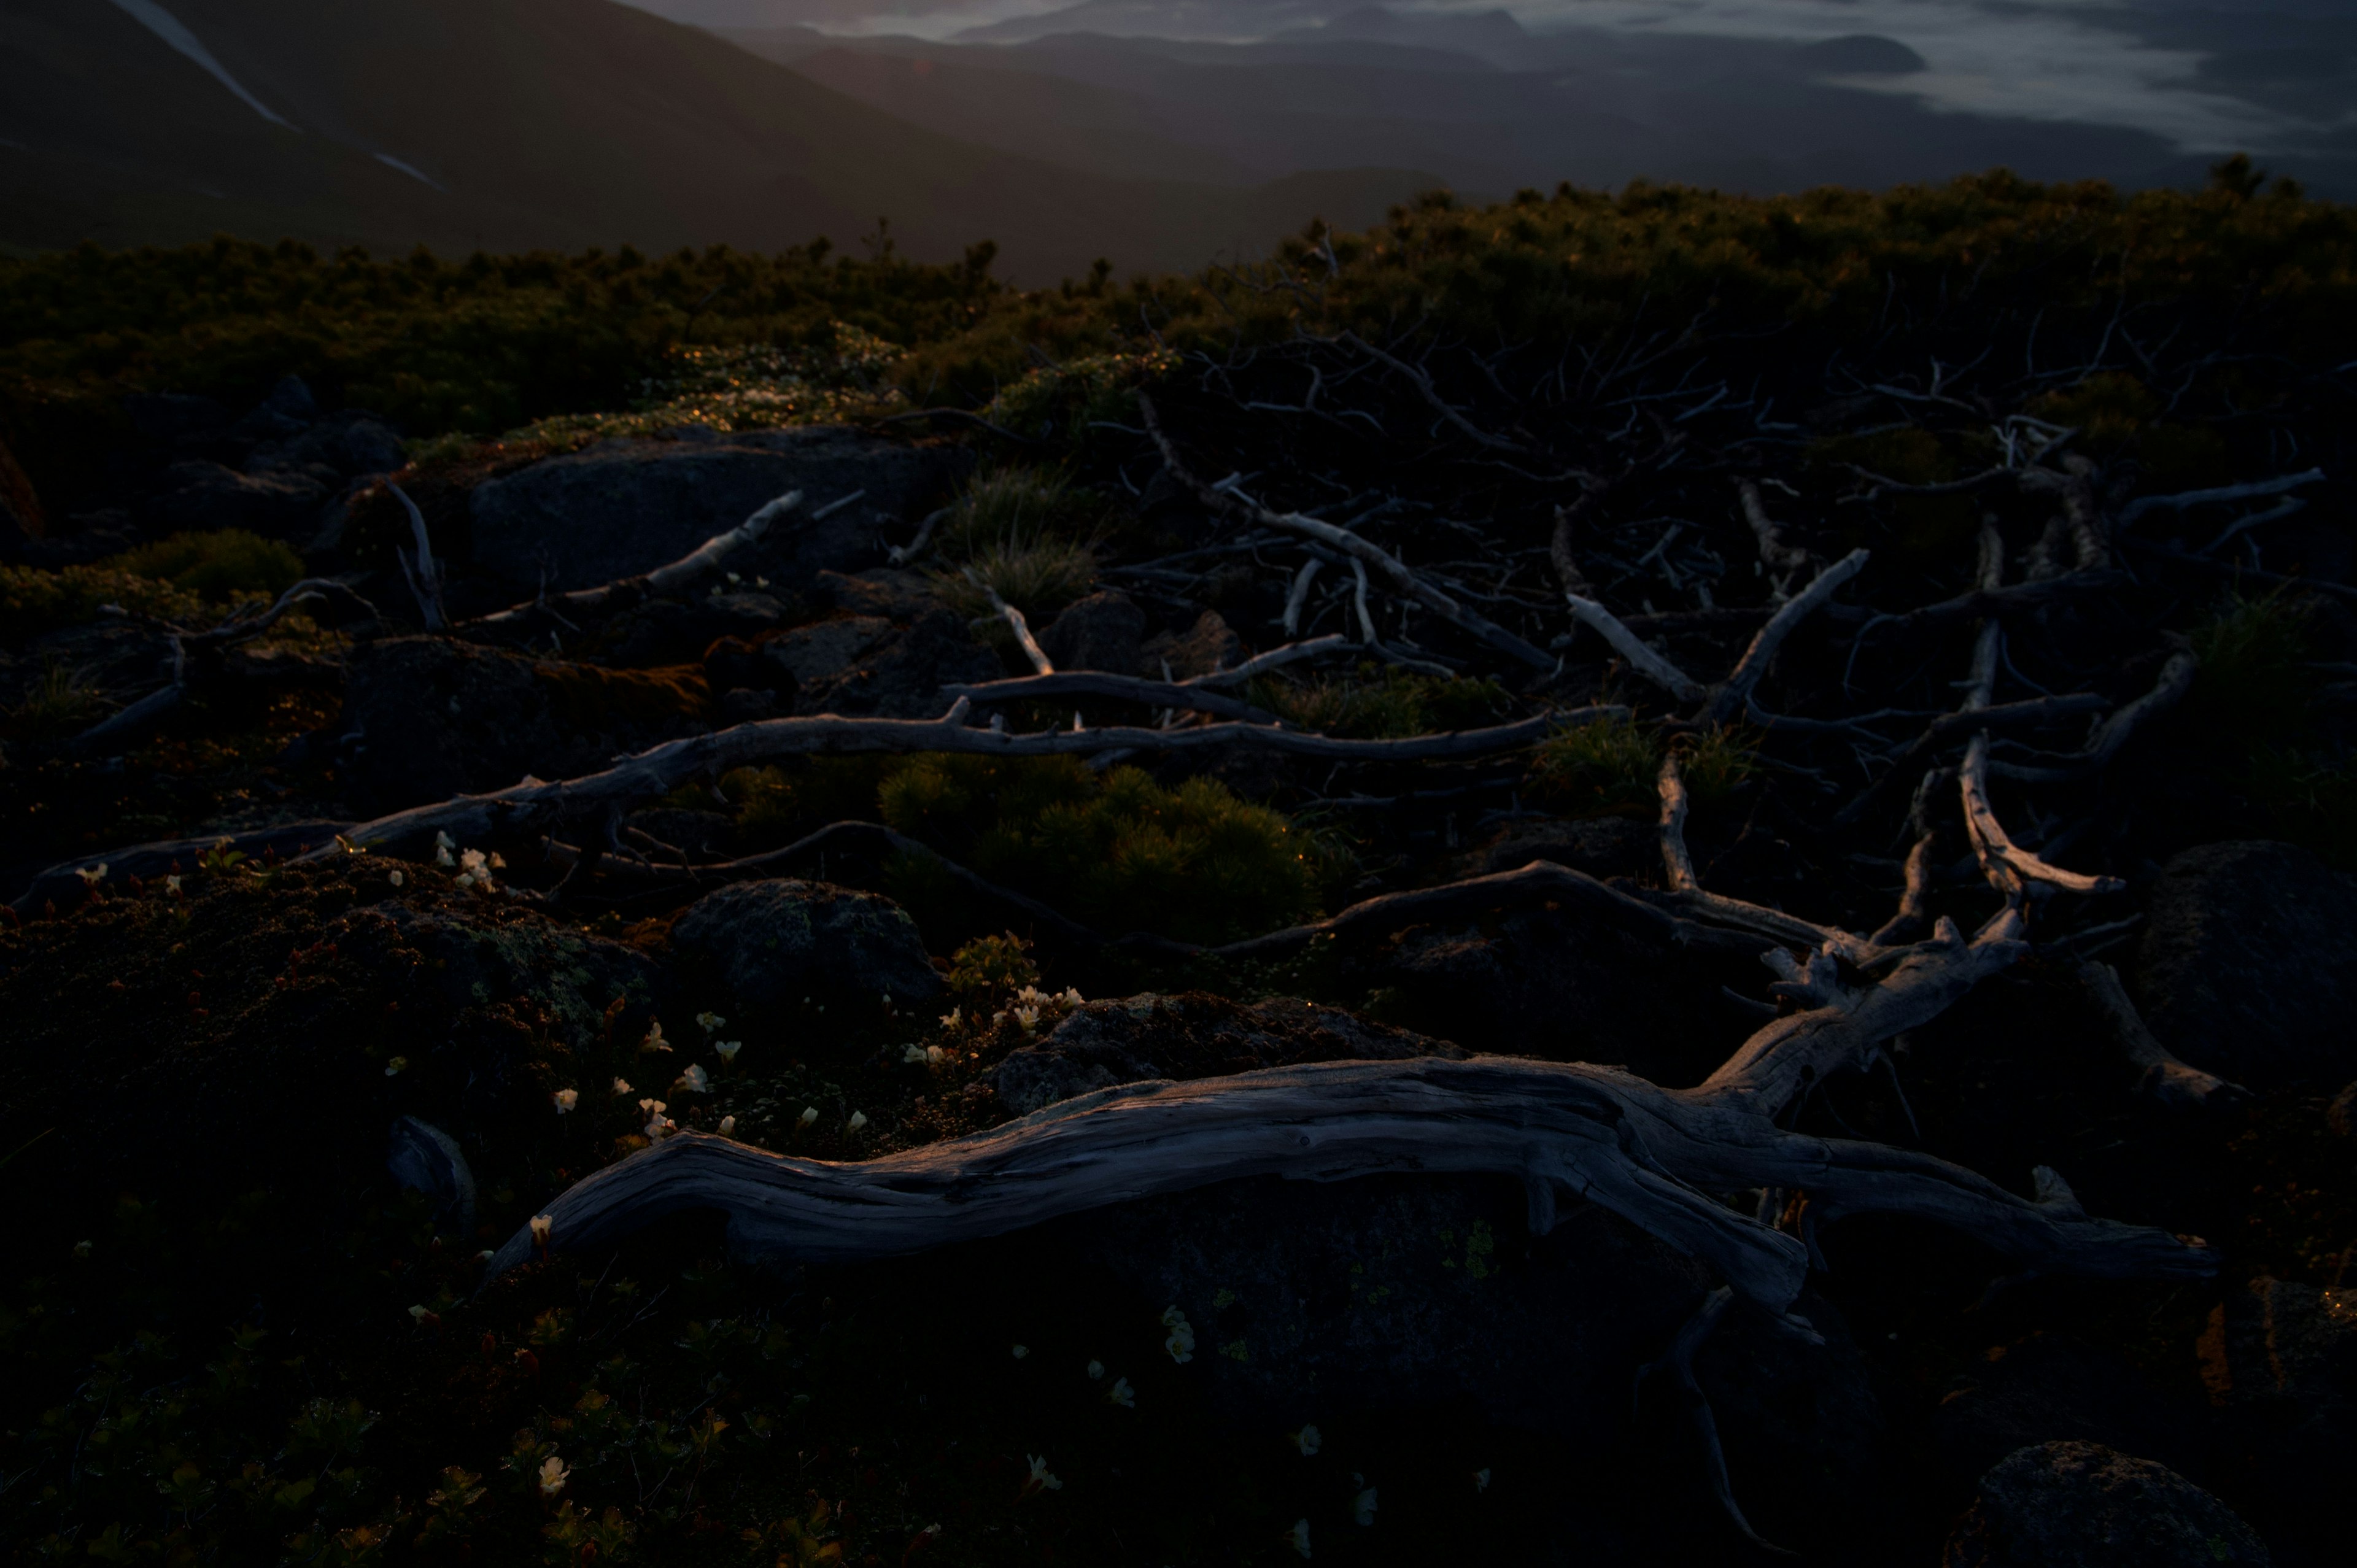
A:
[107,528,304,602]
[878,754,1340,943]
[929,465,1105,624]
[1250,663,1513,739]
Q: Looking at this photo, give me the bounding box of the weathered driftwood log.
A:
[489,1046,2214,1310]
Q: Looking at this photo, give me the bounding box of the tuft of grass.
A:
[1672,725,1759,805]
[932,531,1098,627]
[4,659,107,737]
[106,530,304,603]
[1527,716,1662,816]
[2185,587,2320,743]
[1249,663,1512,740]
[928,467,1104,625]
[877,754,1347,944]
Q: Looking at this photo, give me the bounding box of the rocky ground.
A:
[3,358,2355,1568]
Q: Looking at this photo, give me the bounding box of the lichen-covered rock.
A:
[1140,608,1242,679]
[759,614,896,686]
[795,606,1000,718]
[670,879,939,1014]
[994,992,1463,1114]
[1469,814,1658,880]
[2134,841,2357,1087]
[465,427,966,594]
[1941,1442,2269,1567]
[152,458,331,539]
[336,636,709,808]
[1038,589,1145,674]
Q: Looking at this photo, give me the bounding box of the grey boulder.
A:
[670,879,939,1014]
[1942,1442,2268,1567]
[2134,841,2357,1087]
[466,427,966,594]
[1038,589,1145,674]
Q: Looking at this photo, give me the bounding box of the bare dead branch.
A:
[465,490,802,636]
[1705,549,1870,724]
[2078,959,2248,1113]
[945,672,1279,725]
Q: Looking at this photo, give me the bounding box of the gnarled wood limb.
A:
[1657,754,1700,892]
[465,490,802,638]
[1987,647,2197,784]
[1831,695,2109,827]
[945,672,1279,726]
[1960,735,2125,902]
[1704,549,1869,724]
[1563,593,1706,703]
[1333,331,1525,453]
[1140,393,1556,670]
[1184,635,1352,687]
[1735,480,1811,600]
[2116,467,2325,530]
[489,1048,2213,1311]
[965,568,1054,674]
[299,703,1615,859]
[2078,959,2248,1113]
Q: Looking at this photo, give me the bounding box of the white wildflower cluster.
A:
[640,1020,672,1055]
[1163,1305,1196,1364]
[1106,1376,1135,1408]
[902,1043,951,1066]
[989,985,1085,1034]
[1290,1424,1321,1458]
[552,1088,578,1114]
[675,1064,710,1095]
[1022,1454,1061,1496]
[432,831,506,892]
[639,1098,675,1139]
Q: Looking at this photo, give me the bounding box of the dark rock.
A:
[386,1116,477,1235]
[2134,841,2357,1087]
[719,686,780,721]
[250,410,408,481]
[1941,1442,2269,1567]
[1930,1333,2203,1491]
[818,568,937,621]
[797,606,1000,718]
[704,635,797,705]
[670,879,940,1015]
[759,615,896,687]
[465,427,966,595]
[2199,1276,2357,1560]
[596,593,794,668]
[993,992,1466,1114]
[1140,608,1242,679]
[1068,1173,1887,1551]
[1038,589,1145,674]
[1345,900,1770,1082]
[1469,814,1658,880]
[336,637,710,808]
[152,459,331,538]
[123,392,231,444]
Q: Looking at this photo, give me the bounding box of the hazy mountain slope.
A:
[0,0,1438,280]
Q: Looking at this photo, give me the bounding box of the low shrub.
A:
[105,529,304,602]
[1250,663,1513,740]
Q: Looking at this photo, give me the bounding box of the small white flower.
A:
[641,1020,671,1054]
[1107,1377,1134,1408]
[487,852,506,870]
[638,1098,667,1116]
[408,1303,436,1323]
[904,1043,930,1064]
[939,1006,962,1028]
[1086,1360,1104,1381]
[1013,1005,1040,1030]
[714,1040,741,1063]
[846,1110,868,1130]
[797,1106,818,1128]
[1024,1454,1061,1493]
[676,1064,710,1094]
[529,1214,554,1246]
[1287,1518,1311,1558]
[718,1115,735,1135]
[1353,1488,1377,1526]
[538,1454,569,1497]
[435,831,456,851]
[73,863,107,887]
[474,1249,494,1264]
[433,833,455,867]
[1059,987,1084,1006]
[385,1056,408,1076]
[553,1088,578,1114]
[1473,1467,1491,1492]
[613,1077,632,1096]
[1012,1344,1029,1359]
[696,1011,726,1033]
[1163,1306,1196,1364]
[72,1240,93,1259]
[387,869,404,887]
[926,1045,948,1065]
[165,874,183,894]
[1290,1424,1321,1458]
[1015,985,1046,1006]
[726,571,742,585]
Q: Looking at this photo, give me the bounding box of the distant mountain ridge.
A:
[0,0,1441,280]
